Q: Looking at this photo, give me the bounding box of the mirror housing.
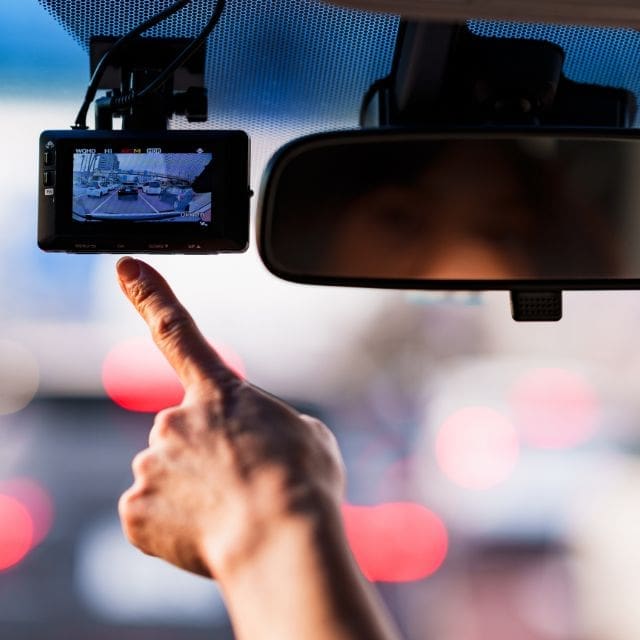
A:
[258,127,640,319]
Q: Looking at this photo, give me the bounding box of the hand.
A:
[116,257,345,580]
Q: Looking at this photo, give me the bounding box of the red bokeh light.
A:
[509,368,599,449]
[435,406,519,490]
[102,337,246,413]
[342,502,448,582]
[0,494,34,571]
[0,478,54,546]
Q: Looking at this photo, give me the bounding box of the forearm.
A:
[212,504,402,640]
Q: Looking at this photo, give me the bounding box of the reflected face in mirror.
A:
[332,144,542,279]
[265,135,633,282]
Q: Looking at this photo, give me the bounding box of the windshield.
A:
[2,2,640,639]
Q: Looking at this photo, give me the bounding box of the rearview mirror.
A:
[258,129,640,290]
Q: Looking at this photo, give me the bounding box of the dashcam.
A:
[38,130,250,253]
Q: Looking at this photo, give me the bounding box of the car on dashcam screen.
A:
[117,183,138,199]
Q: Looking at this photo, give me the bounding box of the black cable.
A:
[136,0,225,100]
[72,0,194,129]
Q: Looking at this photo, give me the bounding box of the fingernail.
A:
[117,257,141,282]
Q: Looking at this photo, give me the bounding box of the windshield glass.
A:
[2,2,640,639]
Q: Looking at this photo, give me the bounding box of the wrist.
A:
[204,489,344,585]
[207,496,401,640]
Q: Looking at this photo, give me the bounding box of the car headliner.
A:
[334,0,640,26]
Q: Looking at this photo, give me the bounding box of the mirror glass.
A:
[260,132,640,285]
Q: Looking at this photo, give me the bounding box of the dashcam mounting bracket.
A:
[361,21,638,321]
[89,37,209,131]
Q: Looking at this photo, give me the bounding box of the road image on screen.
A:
[72,152,213,224]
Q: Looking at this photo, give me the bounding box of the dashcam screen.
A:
[72,150,213,224]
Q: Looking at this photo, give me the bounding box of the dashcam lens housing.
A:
[38,130,250,253]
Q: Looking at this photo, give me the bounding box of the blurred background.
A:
[2,1,640,638]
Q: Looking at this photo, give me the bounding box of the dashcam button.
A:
[43,171,55,187]
[44,150,56,166]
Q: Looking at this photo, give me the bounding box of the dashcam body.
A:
[38,130,250,254]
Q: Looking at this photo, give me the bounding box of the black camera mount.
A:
[89,36,209,131]
[362,22,636,129]
[362,21,637,321]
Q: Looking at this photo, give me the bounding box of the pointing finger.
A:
[116,257,236,392]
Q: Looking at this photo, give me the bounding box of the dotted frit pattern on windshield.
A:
[35,1,639,131]
[469,20,640,127]
[37,0,401,135]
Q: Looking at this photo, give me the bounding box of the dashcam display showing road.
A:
[72,152,213,223]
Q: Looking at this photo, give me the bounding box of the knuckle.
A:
[118,490,133,520]
[118,489,141,527]
[151,306,194,345]
[299,414,344,477]
[131,449,156,478]
[117,491,129,519]
[301,414,334,441]
[320,424,339,447]
[299,413,322,429]
[127,278,156,310]
[151,408,185,443]
[118,493,150,547]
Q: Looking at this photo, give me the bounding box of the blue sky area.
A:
[0,0,86,97]
[0,0,97,320]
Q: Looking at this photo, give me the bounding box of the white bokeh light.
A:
[0,339,39,415]
[75,514,228,626]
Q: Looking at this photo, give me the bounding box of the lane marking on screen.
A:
[139,194,161,214]
[91,193,116,214]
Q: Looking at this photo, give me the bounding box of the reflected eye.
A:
[373,206,422,232]
[367,194,428,239]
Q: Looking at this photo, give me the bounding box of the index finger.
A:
[116,257,236,392]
